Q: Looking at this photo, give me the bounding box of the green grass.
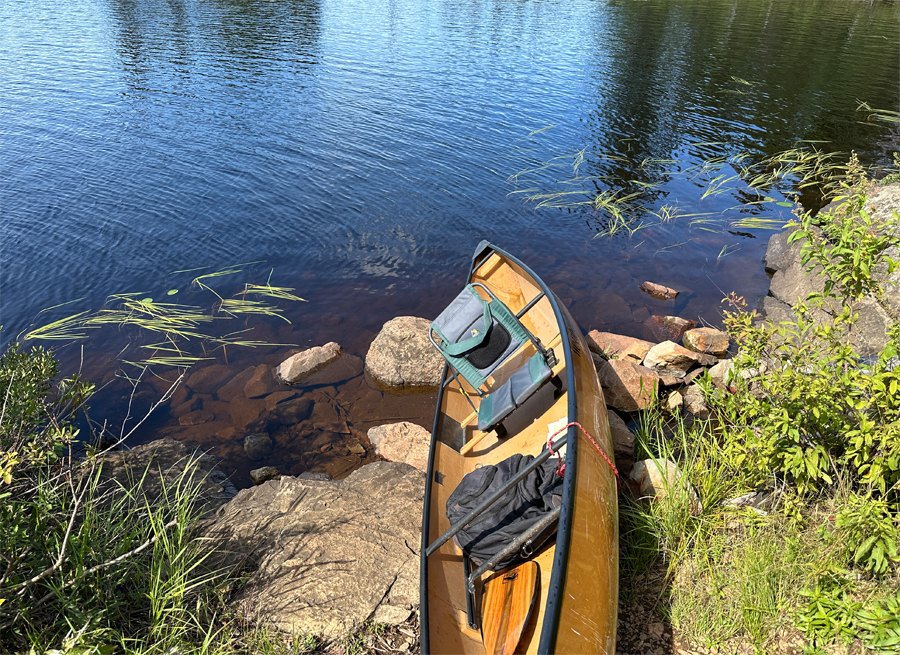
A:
[20,265,304,370]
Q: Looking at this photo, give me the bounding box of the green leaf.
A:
[167,289,179,296]
[776,201,794,207]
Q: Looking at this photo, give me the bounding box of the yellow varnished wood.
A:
[481,561,539,655]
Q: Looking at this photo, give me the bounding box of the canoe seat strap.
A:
[477,353,552,432]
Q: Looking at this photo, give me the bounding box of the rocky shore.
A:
[107,181,900,655]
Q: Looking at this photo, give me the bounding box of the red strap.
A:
[547,421,620,488]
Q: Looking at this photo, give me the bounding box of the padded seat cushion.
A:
[477,353,553,431]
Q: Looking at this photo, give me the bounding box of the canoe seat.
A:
[429,283,535,393]
[477,353,552,431]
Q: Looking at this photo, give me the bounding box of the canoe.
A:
[420,242,619,654]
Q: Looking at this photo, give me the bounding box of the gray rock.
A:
[297,471,333,481]
[762,226,800,273]
[276,342,343,385]
[724,481,784,514]
[365,316,444,394]
[757,295,796,326]
[607,410,635,457]
[99,439,236,516]
[243,433,273,461]
[708,359,734,389]
[849,297,893,356]
[250,466,280,485]
[680,385,709,419]
[367,422,431,472]
[204,461,425,639]
[629,458,702,515]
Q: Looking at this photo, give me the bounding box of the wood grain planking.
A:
[481,561,539,655]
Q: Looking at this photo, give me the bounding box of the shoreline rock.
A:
[276,342,343,385]
[365,316,444,394]
[204,461,425,640]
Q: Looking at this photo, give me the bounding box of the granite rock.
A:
[365,316,444,394]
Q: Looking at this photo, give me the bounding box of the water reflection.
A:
[1,0,897,487]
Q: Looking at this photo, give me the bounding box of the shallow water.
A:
[2,0,898,485]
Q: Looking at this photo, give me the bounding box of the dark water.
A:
[2,0,898,485]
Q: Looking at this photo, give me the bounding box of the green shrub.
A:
[830,494,900,577]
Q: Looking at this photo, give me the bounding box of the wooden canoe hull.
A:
[420,243,618,654]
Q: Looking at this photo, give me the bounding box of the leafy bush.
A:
[717,160,900,498]
[831,494,900,577]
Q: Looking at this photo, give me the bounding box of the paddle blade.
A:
[481,561,539,655]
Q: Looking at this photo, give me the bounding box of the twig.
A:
[0,371,15,431]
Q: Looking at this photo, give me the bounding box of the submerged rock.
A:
[299,353,364,387]
[204,461,425,639]
[186,364,233,395]
[243,364,281,399]
[639,281,679,301]
[365,316,444,394]
[368,421,431,472]
[243,433,273,461]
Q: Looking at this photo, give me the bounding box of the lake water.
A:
[2,0,898,485]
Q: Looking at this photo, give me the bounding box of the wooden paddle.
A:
[480,560,539,655]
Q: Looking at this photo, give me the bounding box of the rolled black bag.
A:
[445,448,563,570]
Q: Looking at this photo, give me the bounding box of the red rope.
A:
[547,421,620,487]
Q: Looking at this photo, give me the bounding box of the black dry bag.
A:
[445,449,563,570]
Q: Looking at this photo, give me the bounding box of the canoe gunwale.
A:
[419,243,579,655]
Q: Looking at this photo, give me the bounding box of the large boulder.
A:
[365,316,444,394]
[204,462,425,639]
[759,182,900,354]
[368,422,431,472]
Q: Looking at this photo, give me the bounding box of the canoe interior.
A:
[424,250,618,654]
